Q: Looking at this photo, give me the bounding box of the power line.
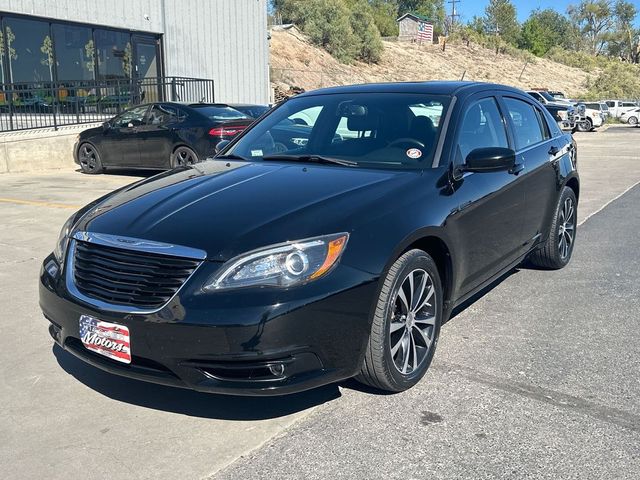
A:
[447,0,460,34]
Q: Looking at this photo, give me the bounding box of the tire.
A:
[529,186,577,270]
[577,118,593,132]
[78,143,103,174]
[628,116,638,126]
[357,249,443,392]
[170,146,199,168]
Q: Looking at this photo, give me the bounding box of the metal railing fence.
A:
[0,76,215,132]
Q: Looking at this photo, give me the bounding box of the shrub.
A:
[584,62,640,99]
[277,0,384,64]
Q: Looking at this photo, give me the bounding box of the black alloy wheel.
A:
[529,186,577,269]
[78,143,103,174]
[171,146,199,168]
[357,249,442,392]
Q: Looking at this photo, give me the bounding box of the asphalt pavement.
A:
[0,125,638,479]
[215,179,640,480]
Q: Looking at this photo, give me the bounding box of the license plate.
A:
[79,315,131,364]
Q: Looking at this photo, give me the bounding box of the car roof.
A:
[294,81,526,99]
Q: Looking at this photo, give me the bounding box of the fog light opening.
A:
[268,363,285,377]
[45,260,59,278]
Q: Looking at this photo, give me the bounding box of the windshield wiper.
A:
[261,154,357,167]
[215,154,249,161]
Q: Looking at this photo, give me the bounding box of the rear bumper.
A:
[40,254,378,396]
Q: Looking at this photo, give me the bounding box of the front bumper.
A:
[72,140,80,165]
[40,254,378,396]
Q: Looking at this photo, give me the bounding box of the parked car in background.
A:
[620,107,640,126]
[42,81,579,396]
[576,103,605,132]
[546,90,568,101]
[544,104,578,131]
[526,90,572,107]
[75,102,253,173]
[603,100,639,118]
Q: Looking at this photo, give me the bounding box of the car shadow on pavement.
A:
[52,344,341,420]
[74,168,162,178]
[446,267,521,322]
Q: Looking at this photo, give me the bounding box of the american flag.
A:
[417,21,433,43]
[79,315,131,364]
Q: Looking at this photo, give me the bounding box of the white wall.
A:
[0,0,270,103]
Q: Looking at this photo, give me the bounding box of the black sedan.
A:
[41,81,579,395]
[74,102,253,173]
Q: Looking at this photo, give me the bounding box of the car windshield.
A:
[539,91,556,101]
[190,105,250,121]
[225,92,450,170]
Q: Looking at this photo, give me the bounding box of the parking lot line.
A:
[578,179,640,226]
[0,197,81,210]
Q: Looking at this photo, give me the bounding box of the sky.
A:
[451,0,640,26]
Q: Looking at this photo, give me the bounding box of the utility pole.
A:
[447,0,460,35]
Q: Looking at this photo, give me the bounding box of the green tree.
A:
[40,35,54,82]
[610,0,639,62]
[348,0,384,62]
[303,0,357,62]
[274,0,384,63]
[484,0,520,44]
[369,0,399,37]
[84,39,95,76]
[567,0,614,55]
[519,9,572,55]
[0,27,17,83]
[468,15,485,35]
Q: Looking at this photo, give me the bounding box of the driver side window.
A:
[456,97,508,163]
[113,105,149,128]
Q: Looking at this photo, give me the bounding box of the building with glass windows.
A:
[0,0,269,104]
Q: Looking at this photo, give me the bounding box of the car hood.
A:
[76,160,420,260]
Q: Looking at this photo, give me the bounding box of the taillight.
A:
[209,126,247,137]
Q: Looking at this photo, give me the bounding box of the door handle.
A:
[548,146,560,156]
[509,163,524,175]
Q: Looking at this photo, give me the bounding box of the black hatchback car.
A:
[74,102,253,173]
[41,82,578,395]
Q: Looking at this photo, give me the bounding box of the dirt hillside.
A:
[270,27,592,97]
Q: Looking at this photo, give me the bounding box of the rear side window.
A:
[191,105,250,121]
[622,102,637,107]
[534,108,551,139]
[503,98,545,150]
[147,105,185,125]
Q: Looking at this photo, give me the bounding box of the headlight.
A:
[204,233,349,290]
[53,214,76,263]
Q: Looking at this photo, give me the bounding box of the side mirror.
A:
[215,139,231,154]
[102,121,111,132]
[463,147,515,173]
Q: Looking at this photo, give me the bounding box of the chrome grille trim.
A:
[72,231,207,260]
[66,232,206,314]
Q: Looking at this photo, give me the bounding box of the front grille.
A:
[72,240,201,309]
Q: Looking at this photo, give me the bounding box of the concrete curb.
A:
[0,124,100,174]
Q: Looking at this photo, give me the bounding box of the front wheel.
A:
[529,186,577,269]
[628,116,638,126]
[357,249,443,393]
[78,143,103,174]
